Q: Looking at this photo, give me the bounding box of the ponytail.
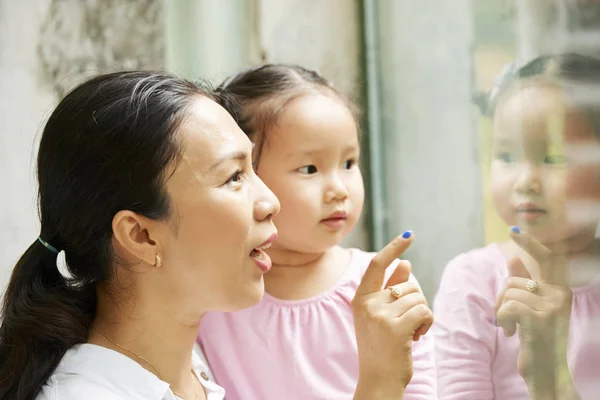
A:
[0,240,96,400]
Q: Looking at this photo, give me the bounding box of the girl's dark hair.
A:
[216,64,359,167]
[475,53,600,136]
[0,71,216,400]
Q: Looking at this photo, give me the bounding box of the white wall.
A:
[257,0,362,98]
[0,0,54,291]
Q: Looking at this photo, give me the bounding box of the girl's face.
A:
[491,83,600,246]
[255,94,364,254]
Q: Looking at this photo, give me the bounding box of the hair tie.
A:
[38,237,59,254]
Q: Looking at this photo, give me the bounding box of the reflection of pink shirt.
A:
[433,243,600,399]
[198,248,436,400]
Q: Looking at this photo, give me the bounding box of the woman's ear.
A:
[112,210,160,267]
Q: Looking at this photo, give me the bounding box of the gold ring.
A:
[389,286,403,300]
[525,279,539,294]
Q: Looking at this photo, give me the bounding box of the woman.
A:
[0,71,432,400]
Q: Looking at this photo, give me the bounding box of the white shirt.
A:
[37,343,225,400]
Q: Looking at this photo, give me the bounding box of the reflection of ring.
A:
[525,280,539,294]
[389,286,404,299]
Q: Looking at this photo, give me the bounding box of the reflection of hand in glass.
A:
[352,233,433,400]
[495,227,580,400]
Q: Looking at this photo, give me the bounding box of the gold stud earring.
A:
[155,254,162,268]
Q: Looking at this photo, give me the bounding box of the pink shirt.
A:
[433,243,600,399]
[198,248,436,400]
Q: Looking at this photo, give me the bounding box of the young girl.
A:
[197,64,436,400]
[434,53,600,399]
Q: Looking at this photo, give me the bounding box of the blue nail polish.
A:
[402,230,412,239]
[511,226,520,234]
[493,317,497,326]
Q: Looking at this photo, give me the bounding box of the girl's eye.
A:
[225,169,245,186]
[496,151,516,163]
[298,165,318,174]
[343,159,357,169]
[544,155,567,165]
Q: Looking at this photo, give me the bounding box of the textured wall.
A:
[38,0,164,97]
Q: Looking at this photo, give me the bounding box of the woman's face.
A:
[151,96,280,315]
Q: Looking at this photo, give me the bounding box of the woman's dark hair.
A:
[475,53,600,136]
[0,71,216,400]
[216,64,359,167]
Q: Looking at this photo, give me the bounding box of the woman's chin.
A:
[221,279,265,313]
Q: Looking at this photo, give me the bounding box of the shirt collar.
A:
[57,343,172,400]
[192,343,226,399]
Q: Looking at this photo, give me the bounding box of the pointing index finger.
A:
[356,231,413,296]
[510,226,566,285]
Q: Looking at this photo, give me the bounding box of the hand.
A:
[495,228,574,399]
[352,232,434,399]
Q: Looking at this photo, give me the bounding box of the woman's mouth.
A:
[250,247,272,273]
[250,233,277,272]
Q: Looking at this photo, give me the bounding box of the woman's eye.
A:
[298,165,318,174]
[225,169,245,186]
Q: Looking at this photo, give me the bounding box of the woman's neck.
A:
[89,288,202,398]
